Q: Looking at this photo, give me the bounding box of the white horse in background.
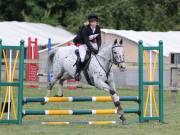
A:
[46,39,127,124]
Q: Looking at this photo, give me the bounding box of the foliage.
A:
[0,0,179,32]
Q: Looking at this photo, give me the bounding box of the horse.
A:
[46,39,127,124]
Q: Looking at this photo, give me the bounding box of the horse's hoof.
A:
[120,115,127,125]
[40,102,46,105]
[122,120,128,125]
[54,94,63,97]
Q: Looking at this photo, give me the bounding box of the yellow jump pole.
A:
[0,50,19,119]
[143,51,150,116]
[0,50,9,119]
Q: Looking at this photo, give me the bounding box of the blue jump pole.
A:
[48,38,52,84]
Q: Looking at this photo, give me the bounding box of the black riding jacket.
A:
[81,24,101,54]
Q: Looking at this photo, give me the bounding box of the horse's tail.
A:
[46,50,56,74]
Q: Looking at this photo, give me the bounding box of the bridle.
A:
[112,45,125,65]
[94,44,124,79]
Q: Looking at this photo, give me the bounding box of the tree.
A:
[0,0,179,31]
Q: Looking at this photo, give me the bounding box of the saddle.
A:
[75,49,94,85]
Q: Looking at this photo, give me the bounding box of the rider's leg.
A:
[74,51,82,81]
[74,45,87,81]
[79,45,87,62]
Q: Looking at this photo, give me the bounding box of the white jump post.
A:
[7,49,12,120]
[149,50,153,117]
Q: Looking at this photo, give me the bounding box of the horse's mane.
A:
[98,44,112,56]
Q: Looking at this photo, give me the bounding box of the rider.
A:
[73,13,102,81]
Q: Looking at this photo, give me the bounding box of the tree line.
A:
[0,0,179,33]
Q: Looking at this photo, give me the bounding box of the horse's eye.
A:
[113,52,117,54]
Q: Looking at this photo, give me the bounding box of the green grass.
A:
[0,87,180,135]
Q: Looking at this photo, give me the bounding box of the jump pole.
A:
[22,109,139,116]
[23,96,139,103]
[41,121,118,125]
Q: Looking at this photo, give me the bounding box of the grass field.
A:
[0,86,180,135]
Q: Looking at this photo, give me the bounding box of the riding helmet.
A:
[87,13,98,22]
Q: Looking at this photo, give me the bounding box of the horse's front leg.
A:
[94,77,127,125]
[107,73,127,124]
[108,86,127,125]
[107,72,116,90]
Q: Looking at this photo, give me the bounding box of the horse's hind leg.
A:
[54,79,64,97]
[40,77,59,105]
[46,73,62,97]
[55,72,72,97]
[46,78,58,97]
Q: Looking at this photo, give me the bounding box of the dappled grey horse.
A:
[46,39,127,124]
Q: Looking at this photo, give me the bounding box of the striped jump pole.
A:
[42,121,119,125]
[22,109,139,116]
[23,96,139,104]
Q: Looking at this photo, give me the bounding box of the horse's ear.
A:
[119,39,123,45]
[114,39,117,45]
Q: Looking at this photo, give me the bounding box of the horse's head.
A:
[112,39,126,71]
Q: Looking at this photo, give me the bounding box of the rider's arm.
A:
[82,28,98,54]
[96,26,101,48]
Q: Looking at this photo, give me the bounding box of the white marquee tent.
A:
[0,21,179,57]
[102,29,180,56]
[0,21,75,47]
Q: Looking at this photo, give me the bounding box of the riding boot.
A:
[74,55,82,81]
